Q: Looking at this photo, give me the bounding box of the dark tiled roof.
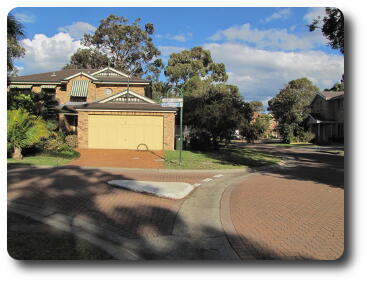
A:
[9,68,150,84]
[93,76,148,83]
[74,102,177,112]
[321,91,344,100]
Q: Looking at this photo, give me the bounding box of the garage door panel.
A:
[88,115,163,150]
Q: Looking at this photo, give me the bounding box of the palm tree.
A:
[7,14,25,75]
[7,109,50,160]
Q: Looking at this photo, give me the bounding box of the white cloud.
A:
[14,12,36,23]
[204,42,344,102]
[263,8,291,23]
[19,32,82,74]
[208,23,326,51]
[158,45,186,57]
[58,21,96,39]
[156,33,192,42]
[303,7,327,24]
[171,35,188,42]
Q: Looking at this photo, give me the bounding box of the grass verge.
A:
[164,146,282,170]
[7,150,79,166]
[7,212,115,260]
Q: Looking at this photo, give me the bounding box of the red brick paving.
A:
[7,166,214,239]
[68,149,165,169]
[229,149,344,260]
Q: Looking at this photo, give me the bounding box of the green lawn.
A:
[7,153,76,166]
[7,212,115,260]
[164,146,282,170]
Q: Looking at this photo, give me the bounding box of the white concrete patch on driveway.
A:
[107,180,194,199]
[202,178,213,182]
[213,174,224,178]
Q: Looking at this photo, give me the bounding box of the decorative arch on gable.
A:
[91,67,129,78]
[98,89,156,104]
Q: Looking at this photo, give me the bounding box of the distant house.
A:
[307,91,344,144]
[8,67,176,150]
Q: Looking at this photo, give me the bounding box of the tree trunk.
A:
[12,147,23,160]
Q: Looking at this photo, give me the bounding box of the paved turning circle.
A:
[226,147,344,260]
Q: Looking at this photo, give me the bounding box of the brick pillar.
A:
[77,112,88,148]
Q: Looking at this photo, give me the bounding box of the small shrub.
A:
[65,135,77,148]
[298,131,315,143]
[43,132,68,152]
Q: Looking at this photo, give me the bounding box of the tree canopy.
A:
[309,8,344,54]
[268,78,319,143]
[249,101,264,113]
[64,49,109,70]
[7,14,25,75]
[184,84,252,149]
[64,14,163,80]
[164,46,228,85]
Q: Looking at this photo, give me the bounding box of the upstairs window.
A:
[69,80,89,97]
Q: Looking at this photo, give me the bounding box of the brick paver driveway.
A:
[226,145,344,260]
[7,166,214,239]
[68,149,165,169]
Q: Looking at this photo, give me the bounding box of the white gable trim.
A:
[98,90,156,104]
[63,72,98,81]
[91,67,129,78]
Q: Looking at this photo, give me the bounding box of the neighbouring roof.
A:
[320,91,344,100]
[73,102,177,112]
[310,90,344,106]
[9,67,150,84]
[308,114,337,124]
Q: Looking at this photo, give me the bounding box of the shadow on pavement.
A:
[7,158,345,261]
[245,145,344,189]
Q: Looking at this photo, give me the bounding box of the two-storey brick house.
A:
[307,91,344,144]
[9,67,176,150]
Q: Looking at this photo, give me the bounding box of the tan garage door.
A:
[88,115,164,150]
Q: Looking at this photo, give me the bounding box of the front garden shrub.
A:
[65,134,77,148]
[43,132,68,152]
[7,109,50,159]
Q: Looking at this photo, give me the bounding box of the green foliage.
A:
[164,46,228,85]
[63,48,109,70]
[151,81,171,102]
[7,90,59,120]
[65,134,78,148]
[309,8,344,54]
[43,134,68,152]
[325,81,344,91]
[7,14,25,75]
[65,14,163,79]
[249,101,264,113]
[7,109,50,159]
[184,84,253,149]
[268,78,319,143]
[240,115,270,143]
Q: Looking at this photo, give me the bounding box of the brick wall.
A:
[77,111,175,150]
[93,85,146,101]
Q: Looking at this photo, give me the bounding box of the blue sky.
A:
[11,7,344,104]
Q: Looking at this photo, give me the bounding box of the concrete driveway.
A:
[68,149,165,169]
